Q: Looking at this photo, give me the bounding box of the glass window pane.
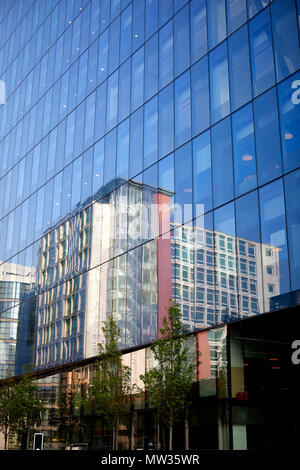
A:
[174,70,191,148]
[207,0,227,50]
[228,25,252,111]
[174,5,190,77]
[129,108,144,178]
[278,71,300,173]
[120,4,132,62]
[259,179,290,308]
[247,0,269,19]
[97,30,109,83]
[145,34,158,101]
[232,103,257,197]
[226,0,247,34]
[209,42,230,124]
[108,17,120,74]
[144,96,158,168]
[106,70,119,131]
[191,56,210,136]
[159,83,174,159]
[118,59,131,122]
[81,148,93,202]
[271,0,300,82]
[104,129,117,188]
[284,169,300,293]
[94,81,107,141]
[159,20,173,89]
[193,130,212,216]
[116,119,129,181]
[132,0,145,52]
[131,47,144,112]
[190,0,207,63]
[175,142,193,224]
[235,191,263,315]
[93,138,104,195]
[249,9,275,96]
[145,0,158,39]
[253,88,282,185]
[212,117,234,207]
[159,0,173,26]
[84,91,96,149]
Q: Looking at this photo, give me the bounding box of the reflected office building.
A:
[0,0,300,450]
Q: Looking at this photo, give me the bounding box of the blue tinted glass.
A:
[129,108,144,178]
[174,70,191,148]
[191,58,210,137]
[284,169,300,293]
[87,41,98,94]
[174,5,190,77]
[100,0,110,32]
[118,59,131,122]
[120,4,132,62]
[209,42,230,124]
[131,47,144,112]
[111,0,121,20]
[104,129,117,187]
[159,83,174,159]
[159,0,173,26]
[212,117,234,208]
[249,9,275,96]
[132,0,145,52]
[226,0,247,34]
[193,131,212,216]
[175,142,193,224]
[97,30,109,83]
[117,119,130,181]
[81,148,93,202]
[108,17,120,74]
[145,0,158,39]
[144,96,158,168]
[247,0,269,19]
[190,0,207,63]
[277,72,300,173]
[228,25,252,111]
[84,91,96,149]
[61,165,72,217]
[106,70,119,131]
[271,0,300,82]
[232,104,257,197]
[93,139,104,195]
[71,156,82,211]
[145,34,158,100]
[159,20,173,89]
[159,153,174,193]
[214,201,235,237]
[207,0,227,50]
[94,81,107,141]
[253,88,282,185]
[235,190,260,242]
[259,179,291,302]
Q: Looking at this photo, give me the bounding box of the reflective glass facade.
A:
[0,0,299,378]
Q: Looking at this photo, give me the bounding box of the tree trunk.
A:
[184,408,189,450]
[169,412,173,451]
[156,411,161,450]
[4,430,8,451]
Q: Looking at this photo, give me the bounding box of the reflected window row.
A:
[0,170,299,370]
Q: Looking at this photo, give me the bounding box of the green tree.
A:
[140,301,197,450]
[0,374,19,450]
[85,316,133,450]
[14,367,45,448]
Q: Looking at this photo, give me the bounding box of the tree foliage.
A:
[0,366,44,449]
[140,301,197,450]
[85,316,133,450]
